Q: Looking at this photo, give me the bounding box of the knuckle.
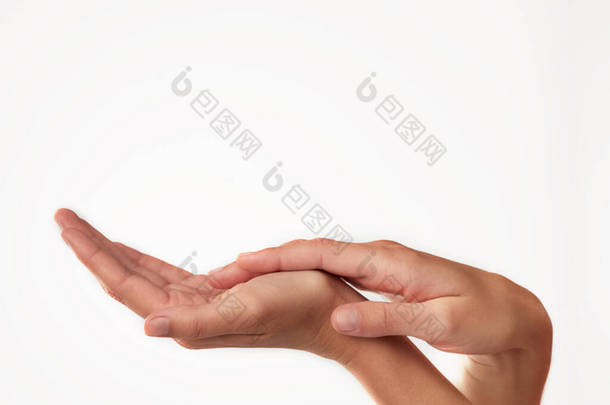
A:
[381,305,392,332]
[382,305,401,333]
[187,317,205,338]
[399,247,424,270]
[371,239,402,248]
[369,240,410,261]
[282,238,308,248]
[311,237,333,249]
[246,300,268,321]
[304,270,335,292]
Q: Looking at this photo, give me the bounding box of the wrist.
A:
[462,289,552,405]
[308,276,371,363]
[342,336,469,405]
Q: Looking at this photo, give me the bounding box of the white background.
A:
[1,1,608,404]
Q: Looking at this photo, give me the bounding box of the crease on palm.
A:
[55,208,365,352]
[56,208,225,318]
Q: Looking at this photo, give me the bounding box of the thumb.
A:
[331,301,448,344]
[144,304,230,339]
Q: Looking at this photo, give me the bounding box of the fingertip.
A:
[54,208,77,228]
[207,264,250,289]
[331,305,362,335]
[145,316,170,337]
[237,251,256,259]
[236,249,276,273]
[235,251,259,267]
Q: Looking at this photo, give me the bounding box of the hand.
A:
[54,209,361,361]
[212,238,553,405]
[144,270,366,359]
[54,210,470,404]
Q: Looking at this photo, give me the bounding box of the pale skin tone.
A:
[55,209,467,405]
[213,239,553,405]
[55,209,551,404]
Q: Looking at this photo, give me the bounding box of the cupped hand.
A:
[211,238,553,404]
[54,209,364,361]
[212,239,552,352]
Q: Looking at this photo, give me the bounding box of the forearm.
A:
[340,336,469,405]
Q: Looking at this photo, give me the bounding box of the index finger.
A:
[231,239,413,294]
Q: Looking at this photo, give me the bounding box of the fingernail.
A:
[334,308,360,332]
[146,317,170,337]
[237,251,255,259]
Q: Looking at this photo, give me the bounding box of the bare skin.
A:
[55,209,468,405]
[212,239,553,405]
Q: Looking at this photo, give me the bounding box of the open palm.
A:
[55,208,222,317]
[55,209,364,356]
